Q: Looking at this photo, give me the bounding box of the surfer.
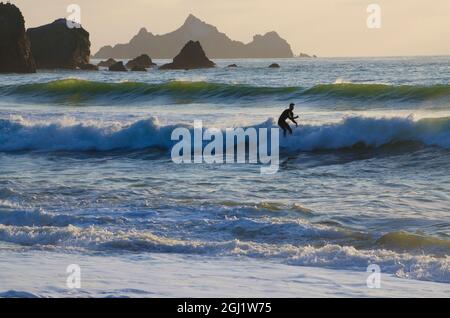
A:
[278,103,299,137]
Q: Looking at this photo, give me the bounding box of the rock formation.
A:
[0,3,36,73]
[78,63,98,71]
[27,18,91,69]
[269,63,280,68]
[160,41,215,70]
[109,61,127,72]
[98,58,117,68]
[126,54,156,69]
[130,66,147,72]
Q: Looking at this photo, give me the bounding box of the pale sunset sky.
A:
[12,0,450,57]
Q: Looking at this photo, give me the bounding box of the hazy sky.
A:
[13,0,450,57]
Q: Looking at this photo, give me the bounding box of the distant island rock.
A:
[160,41,215,70]
[0,3,36,73]
[27,18,91,69]
[268,63,280,68]
[94,14,294,59]
[297,52,318,58]
[126,54,156,69]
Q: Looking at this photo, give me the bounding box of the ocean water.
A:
[0,57,450,296]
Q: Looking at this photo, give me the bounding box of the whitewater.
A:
[1,115,450,152]
[0,57,449,297]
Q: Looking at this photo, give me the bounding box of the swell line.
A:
[0,79,449,105]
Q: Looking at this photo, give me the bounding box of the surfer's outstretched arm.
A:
[289,113,299,126]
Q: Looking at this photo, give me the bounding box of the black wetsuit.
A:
[278,109,296,136]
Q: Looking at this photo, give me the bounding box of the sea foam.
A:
[1,116,449,152]
[0,223,448,283]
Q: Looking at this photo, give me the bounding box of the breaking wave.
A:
[0,223,448,283]
[1,115,449,152]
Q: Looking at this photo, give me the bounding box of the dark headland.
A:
[94,14,294,59]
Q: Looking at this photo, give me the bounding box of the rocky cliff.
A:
[0,2,36,73]
[27,18,91,69]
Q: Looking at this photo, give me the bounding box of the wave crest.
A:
[1,79,449,105]
[1,116,449,152]
[376,231,450,250]
[0,224,448,283]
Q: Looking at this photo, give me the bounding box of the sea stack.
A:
[160,41,215,70]
[98,58,117,68]
[126,54,156,69]
[27,18,91,69]
[0,3,36,73]
[109,61,127,72]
